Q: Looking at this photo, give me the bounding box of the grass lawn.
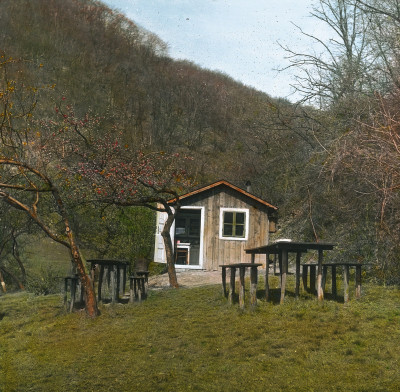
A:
[0,276,399,392]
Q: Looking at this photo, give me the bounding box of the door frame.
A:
[173,206,204,269]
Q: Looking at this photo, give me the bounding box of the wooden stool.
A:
[129,275,147,302]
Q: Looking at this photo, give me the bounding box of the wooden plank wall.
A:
[181,186,271,270]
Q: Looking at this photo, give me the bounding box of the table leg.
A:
[332,265,337,299]
[317,249,324,301]
[310,265,316,295]
[70,277,77,313]
[343,265,350,303]
[64,278,68,307]
[110,266,116,304]
[116,265,121,300]
[122,264,127,295]
[322,265,328,291]
[239,267,246,310]
[222,266,227,297]
[229,267,236,305]
[280,249,288,304]
[265,254,269,301]
[250,265,258,307]
[98,265,105,303]
[302,265,308,292]
[129,278,134,303]
[295,252,301,298]
[355,265,362,298]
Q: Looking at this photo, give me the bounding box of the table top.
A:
[245,241,336,254]
[219,263,262,268]
[87,259,130,266]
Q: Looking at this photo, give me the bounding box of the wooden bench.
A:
[302,262,362,301]
[129,273,148,302]
[220,263,262,309]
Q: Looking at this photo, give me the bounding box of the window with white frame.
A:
[219,208,249,240]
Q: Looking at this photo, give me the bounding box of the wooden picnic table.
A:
[245,241,336,303]
[220,263,262,309]
[88,259,129,303]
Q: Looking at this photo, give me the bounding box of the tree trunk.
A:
[0,269,6,292]
[53,189,99,317]
[161,208,179,288]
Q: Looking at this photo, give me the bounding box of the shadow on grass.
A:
[255,287,347,304]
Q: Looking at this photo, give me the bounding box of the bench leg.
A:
[239,267,245,310]
[250,266,257,307]
[222,267,227,298]
[343,265,350,303]
[229,267,236,305]
[265,254,269,301]
[332,265,337,299]
[355,265,361,299]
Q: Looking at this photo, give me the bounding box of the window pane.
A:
[223,224,233,236]
[235,225,244,237]
[235,212,245,224]
[224,212,233,224]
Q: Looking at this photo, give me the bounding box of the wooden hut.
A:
[154,180,278,270]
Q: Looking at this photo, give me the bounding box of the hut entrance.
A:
[175,208,202,266]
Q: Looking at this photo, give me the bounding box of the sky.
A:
[102,0,329,101]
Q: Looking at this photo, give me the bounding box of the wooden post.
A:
[116,265,121,300]
[317,250,324,301]
[322,265,328,291]
[295,252,301,298]
[229,267,236,305]
[280,249,288,304]
[239,267,246,310]
[64,277,68,308]
[98,265,105,303]
[343,265,349,303]
[302,265,308,292]
[70,277,77,313]
[137,278,142,302]
[278,252,283,288]
[221,266,227,297]
[273,253,277,275]
[110,265,116,304]
[331,265,337,299]
[90,264,96,289]
[141,277,147,299]
[355,265,362,299]
[129,277,134,303]
[250,265,258,307]
[265,254,269,301]
[251,253,255,264]
[310,265,316,294]
[122,264,127,295]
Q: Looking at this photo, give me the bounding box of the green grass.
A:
[0,277,399,392]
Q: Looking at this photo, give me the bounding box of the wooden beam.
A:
[250,265,258,307]
[317,249,324,301]
[295,252,301,298]
[280,249,288,304]
[239,267,246,310]
[265,253,269,301]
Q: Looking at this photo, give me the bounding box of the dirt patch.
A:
[148,270,222,289]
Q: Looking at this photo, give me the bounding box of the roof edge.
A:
[169,180,277,210]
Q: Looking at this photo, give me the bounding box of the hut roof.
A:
[169,180,277,210]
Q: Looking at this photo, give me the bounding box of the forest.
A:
[1,0,400,307]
